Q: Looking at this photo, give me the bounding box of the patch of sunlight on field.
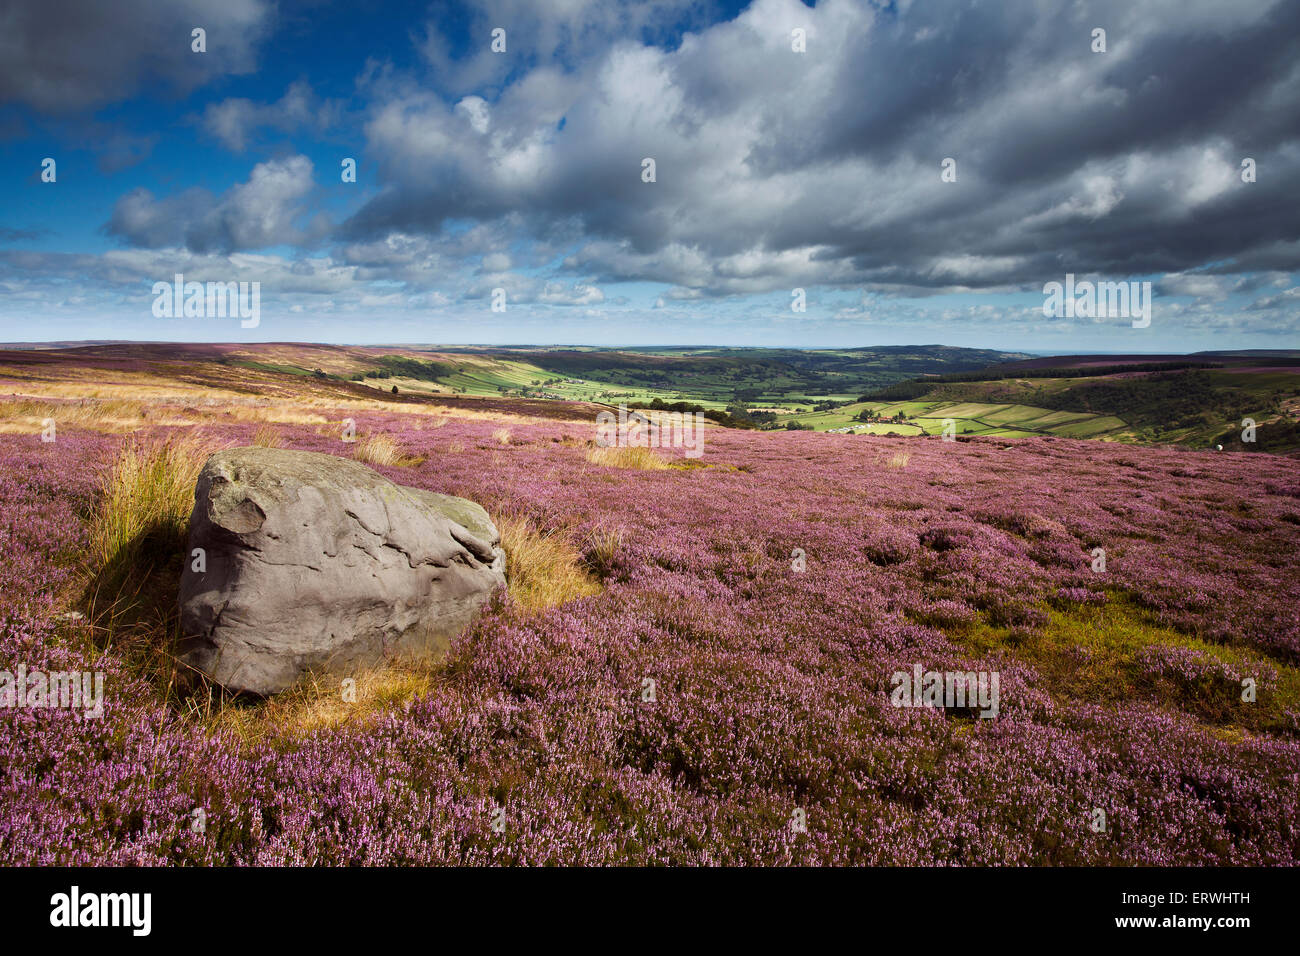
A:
[354,376,447,395]
[930,402,1014,418]
[870,401,940,417]
[856,422,923,435]
[981,404,1063,424]
[1052,416,1128,437]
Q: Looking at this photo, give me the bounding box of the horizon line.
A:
[4,340,1296,357]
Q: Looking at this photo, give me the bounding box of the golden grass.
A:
[216,404,331,426]
[186,659,441,740]
[886,451,911,469]
[88,434,214,572]
[0,397,194,433]
[350,432,424,467]
[496,514,603,613]
[0,376,214,402]
[251,423,285,448]
[411,406,539,425]
[585,444,675,470]
[0,369,549,435]
[79,434,223,700]
[353,433,403,466]
[492,427,513,445]
[248,400,536,427]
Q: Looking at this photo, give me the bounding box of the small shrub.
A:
[864,530,916,565]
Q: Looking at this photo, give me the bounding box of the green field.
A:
[781,399,1129,438]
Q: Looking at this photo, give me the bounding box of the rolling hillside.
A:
[846,354,1300,451]
[7,343,1295,452]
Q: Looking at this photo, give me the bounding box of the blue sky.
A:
[1,0,1298,351]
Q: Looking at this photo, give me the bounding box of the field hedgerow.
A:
[1,417,1298,865]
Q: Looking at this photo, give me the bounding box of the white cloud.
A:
[107,156,328,252]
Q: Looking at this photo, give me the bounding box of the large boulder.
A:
[178,447,505,695]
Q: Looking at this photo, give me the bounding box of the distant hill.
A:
[0,342,1031,411]
[992,350,1300,371]
[855,352,1300,452]
[9,342,1291,451]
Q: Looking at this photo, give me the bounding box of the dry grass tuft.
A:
[585,444,675,470]
[887,451,911,470]
[582,525,626,579]
[496,514,603,613]
[353,433,423,467]
[251,423,285,448]
[81,434,221,694]
[353,433,402,466]
[88,435,213,573]
[492,427,513,445]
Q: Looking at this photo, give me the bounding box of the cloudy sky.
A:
[1,0,1298,351]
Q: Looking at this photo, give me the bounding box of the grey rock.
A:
[178,447,505,695]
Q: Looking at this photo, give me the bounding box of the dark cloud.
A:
[0,0,272,112]
[0,226,45,242]
[340,0,1300,295]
